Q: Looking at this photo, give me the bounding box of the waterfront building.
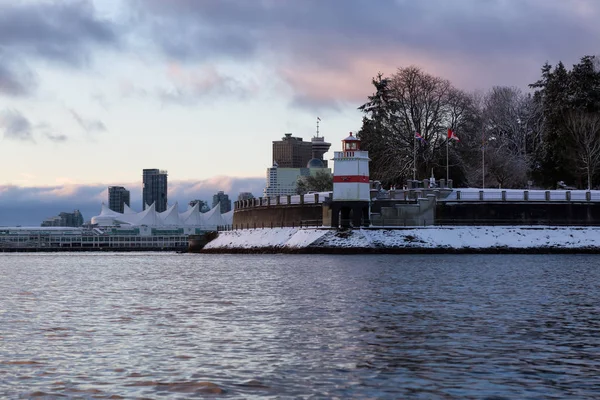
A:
[142,169,168,212]
[212,191,232,214]
[272,133,313,168]
[108,186,130,213]
[91,202,232,229]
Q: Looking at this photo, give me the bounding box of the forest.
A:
[357,55,600,190]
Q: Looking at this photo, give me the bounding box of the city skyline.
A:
[0,0,599,225]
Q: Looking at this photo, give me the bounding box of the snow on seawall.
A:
[203,226,600,252]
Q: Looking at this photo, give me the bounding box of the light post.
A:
[482,136,495,189]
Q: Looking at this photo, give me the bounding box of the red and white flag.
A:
[448,129,459,141]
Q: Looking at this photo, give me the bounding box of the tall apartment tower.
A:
[212,191,232,214]
[272,133,313,168]
[108,186,131,213]
[142,169,168,212]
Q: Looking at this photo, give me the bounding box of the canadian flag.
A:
[448,129,459,141]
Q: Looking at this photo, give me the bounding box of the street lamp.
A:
[482,136,496,189]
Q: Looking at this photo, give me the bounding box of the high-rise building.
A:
[41,210,84,227]
[272,133,313,168]
[263,162,331,197]
[108,186,130,213]
[142,169,168,212]
[212,191,232,214]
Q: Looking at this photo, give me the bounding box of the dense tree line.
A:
[357,56,600,189]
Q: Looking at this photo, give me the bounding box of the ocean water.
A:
[1,253,599,399]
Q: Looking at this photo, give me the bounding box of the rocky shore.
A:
[201,226,600,254]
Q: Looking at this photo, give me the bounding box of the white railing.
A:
[443,189,600,202]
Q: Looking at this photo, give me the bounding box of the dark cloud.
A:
[0,177,265,226]
[69,109,107,133]
[136,0,600,106]
[139,0,599,63]
[0,1,120,97]
[0,109,35,142]
[0,1,119,66]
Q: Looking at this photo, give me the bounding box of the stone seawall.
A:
[233,204,323,229]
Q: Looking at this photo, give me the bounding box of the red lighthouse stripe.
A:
[333,175,369,183]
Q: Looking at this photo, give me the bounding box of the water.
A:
[1,253,600,399]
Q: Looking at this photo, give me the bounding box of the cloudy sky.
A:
[1,0,598,225]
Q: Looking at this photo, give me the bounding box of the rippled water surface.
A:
[1,253,600,399]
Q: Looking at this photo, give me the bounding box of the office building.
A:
[143,169,168,212]
[263,162,330,197]
[272,133,313,168]
[212,191,232,214]
[41,210,84,227]
[108,186,130,213]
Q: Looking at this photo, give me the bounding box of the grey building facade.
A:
[108,186,130,213]
[142,169,168,212]
[272,133,313,168]
[212,191,232,214]
[41,210,84,227]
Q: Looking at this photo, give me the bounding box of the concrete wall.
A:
[233,204,323,228]
[436,202,600,225]
[371,195,437,226]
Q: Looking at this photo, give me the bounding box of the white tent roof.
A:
[179,202,203,226]
[222,210,233,225]
[160,203,180,225]
[202,205,226,228]
[91,201,231,230]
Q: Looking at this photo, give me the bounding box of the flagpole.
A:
[446,137,449,182]
[413,132,416,181]
[482,135,485,189]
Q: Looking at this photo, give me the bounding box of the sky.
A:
[1,0,599,225]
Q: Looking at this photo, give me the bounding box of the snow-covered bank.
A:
[201,226,600,253]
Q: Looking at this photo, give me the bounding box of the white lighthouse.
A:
[330,132,371,228]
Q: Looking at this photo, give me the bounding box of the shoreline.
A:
[199,245,600,255]
[201,226,600,254]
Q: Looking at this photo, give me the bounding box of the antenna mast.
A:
[316,117,320,138]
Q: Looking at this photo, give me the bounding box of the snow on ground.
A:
[205,226,600,250]
[204,228,328,249]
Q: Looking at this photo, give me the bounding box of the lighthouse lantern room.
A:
[330,132,371,228]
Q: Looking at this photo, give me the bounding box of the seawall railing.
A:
[443,189,600,202]
[235,193,327,209]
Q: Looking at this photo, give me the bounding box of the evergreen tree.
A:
[530,56,600,187]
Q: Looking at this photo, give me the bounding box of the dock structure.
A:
[0,227,196,252]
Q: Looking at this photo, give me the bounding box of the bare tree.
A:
[359,67,483,186]
[476,87,544,187]
[563,111,600,189]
